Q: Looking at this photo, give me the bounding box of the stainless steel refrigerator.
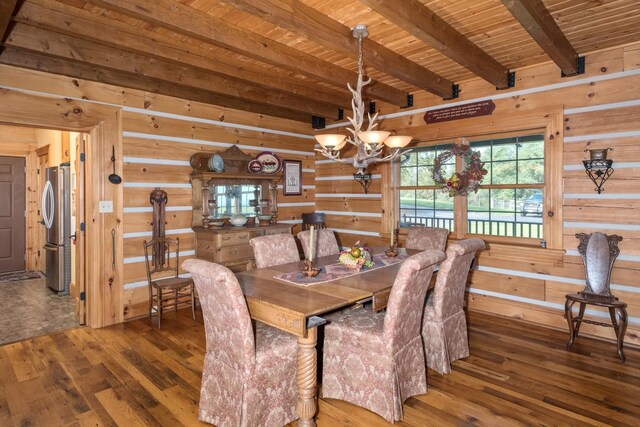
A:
[42,165,71,294]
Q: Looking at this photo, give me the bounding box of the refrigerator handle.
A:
[42,180,55,229]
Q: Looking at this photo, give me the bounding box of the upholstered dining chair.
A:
[405,226,449,252]
[301,211,326,231]
[297,228,340,260]
[422,238,485,374]
[183,259,298,427]
[142,237,195,329]
[565,232,627,361]
[249,233,300,268]
[322,250,446,423]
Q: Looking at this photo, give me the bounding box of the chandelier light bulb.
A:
[384,135,413,148]
[358,130,390,145]
[315,134,347,150]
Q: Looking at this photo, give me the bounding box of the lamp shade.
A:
[384,135,412,148]
[358,130,390,145]
[315,134,347,150]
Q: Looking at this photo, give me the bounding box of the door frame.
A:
[0,88,124,328]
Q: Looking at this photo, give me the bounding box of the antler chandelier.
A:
[314,24,412,193]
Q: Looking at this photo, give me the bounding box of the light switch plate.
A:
[99,200,113,213]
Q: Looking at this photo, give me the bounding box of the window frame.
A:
[382,111,563,249]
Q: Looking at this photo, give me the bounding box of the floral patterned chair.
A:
[405,226,449,252]
[249,233,300,268]
[422,238,485,374]
[297,228,340,259]
[183,259,298,427]
[322,250,446,423]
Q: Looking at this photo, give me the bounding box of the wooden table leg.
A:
[296,326,317,427]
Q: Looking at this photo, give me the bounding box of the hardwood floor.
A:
[0,310,638,426]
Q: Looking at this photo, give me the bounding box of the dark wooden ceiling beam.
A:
[6,23,342,119]
[86,0,408,106]
[501,0,579,76]
[0,46,312,123]
[17,0,352,110]
[359,0,511,89]
[225,0,454,99]
[0,0,18,45]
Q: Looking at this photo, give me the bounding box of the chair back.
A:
[297,229,340,259]
[577,232,622,296]
[383,250,446,351]
[182,259,255,370]
[428,238,485,320]
[249,233,300,268]
[405,226,449,252]
[143,238,180,282]
[301,212,326,231]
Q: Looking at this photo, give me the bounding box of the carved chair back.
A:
[143,237,180,282]
[576,232,622,296]
[301,212,326,231]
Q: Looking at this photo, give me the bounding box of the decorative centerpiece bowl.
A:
[257,214,272,225]
[229,214,248,227]
[338,241,373,270]
[210,220,225,227]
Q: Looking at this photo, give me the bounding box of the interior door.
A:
[36,147,49,273]
[0,156,26,273]
[72,134,86,325]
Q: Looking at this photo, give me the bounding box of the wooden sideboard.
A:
[194,223,293,272]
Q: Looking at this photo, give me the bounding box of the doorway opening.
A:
[0,125,87,345]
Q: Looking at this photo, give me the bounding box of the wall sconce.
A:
[583,148,613,194]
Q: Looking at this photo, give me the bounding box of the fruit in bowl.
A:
[338,241,373,270]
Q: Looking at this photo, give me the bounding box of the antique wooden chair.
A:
[565,232,627,361]
[143,237,195,328]
[301,212,326,231]
[249,234,300,268]
[422,238,485,374]
[405,226,449,252]
[183,259,298,426]
[322,250,446,423]
[297,229,340,260]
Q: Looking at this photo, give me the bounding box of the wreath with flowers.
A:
[432,143,488,197]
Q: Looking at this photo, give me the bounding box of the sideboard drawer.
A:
[265,227,292,236]
[216,232,251,247]
[217,244,254,263]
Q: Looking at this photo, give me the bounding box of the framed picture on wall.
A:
[283,160,302,196]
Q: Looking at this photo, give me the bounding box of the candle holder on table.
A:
[301,258,321,277]
[385,228,399,257]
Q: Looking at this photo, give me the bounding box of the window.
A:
[467,135,545,239]
[399,144,455,231]
[398,133,545,242]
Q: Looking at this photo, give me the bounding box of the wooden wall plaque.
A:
[424,100,495,124]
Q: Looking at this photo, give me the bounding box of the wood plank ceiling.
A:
[1,0,639,124]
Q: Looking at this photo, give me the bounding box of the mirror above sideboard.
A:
[189,145,282,228]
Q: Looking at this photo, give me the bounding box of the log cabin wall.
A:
[0,64,316,320]
[319,41,640,346]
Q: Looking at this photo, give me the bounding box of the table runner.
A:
[274,253,409,287]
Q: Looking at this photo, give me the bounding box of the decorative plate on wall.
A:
[208,154,225,172]
[248,159,263,173]
[255,152,282,174]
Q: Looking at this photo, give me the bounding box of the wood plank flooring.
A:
[0,310,638,426]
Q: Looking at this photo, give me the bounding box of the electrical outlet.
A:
[99,200,113,213]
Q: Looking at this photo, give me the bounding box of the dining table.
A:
[234,246,419,427]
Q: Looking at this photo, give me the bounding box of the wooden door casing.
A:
[72,134,86,325]
[0,156,26,272]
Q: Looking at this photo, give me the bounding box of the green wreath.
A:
[432,143,487,197]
